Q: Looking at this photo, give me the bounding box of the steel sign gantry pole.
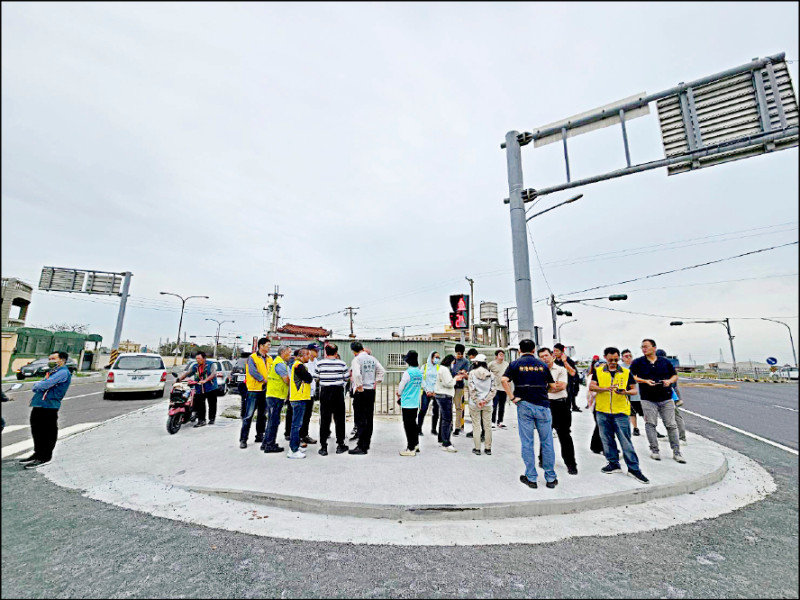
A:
[505,130,535,342]
[110,272,132,357]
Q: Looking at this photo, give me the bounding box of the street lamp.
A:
[526,193,584,222]
[670,319,738,379]
[550,293,627,344]
[160,292,209,365]
[761,318,798,368]
[557,319,578,342]
[205,318,234,358]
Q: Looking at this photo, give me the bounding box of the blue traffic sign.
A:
[766,357,778,365]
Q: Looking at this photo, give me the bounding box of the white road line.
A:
[63,391,104,400]
[773,405,799,412]
[2,425,30,434]
[681,408,799,456]
[1,422,100,458]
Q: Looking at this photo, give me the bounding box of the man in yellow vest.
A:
[240,337,273,449]
[589,346,649,484]
[262,345,292,453]
[287,348,314,459]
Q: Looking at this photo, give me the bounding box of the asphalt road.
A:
[1,376,177,451]
[679,381,799,450]
[1,388,798,598]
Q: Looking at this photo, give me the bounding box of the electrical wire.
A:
[560,241,798,297]
[526,221,554,295]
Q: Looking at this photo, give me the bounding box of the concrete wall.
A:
[1,331,19,377]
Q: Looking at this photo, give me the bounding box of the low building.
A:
[1,278,33,328]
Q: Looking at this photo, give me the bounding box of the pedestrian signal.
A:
[448,294,470,329]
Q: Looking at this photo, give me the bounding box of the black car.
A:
[228,357,249,395]
[16,357,78,380]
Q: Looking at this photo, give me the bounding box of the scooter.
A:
[166,379,198,434]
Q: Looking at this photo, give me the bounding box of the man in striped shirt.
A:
[317,343,350,456]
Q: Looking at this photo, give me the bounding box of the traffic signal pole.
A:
[505,131,534,342]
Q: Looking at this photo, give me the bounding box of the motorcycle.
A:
[166,379,198,434]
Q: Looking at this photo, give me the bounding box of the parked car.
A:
[104,353,167,400]
[16,357,78,380]
[173,358,233,396]
[771,367,799,380]
[228,357,249,395]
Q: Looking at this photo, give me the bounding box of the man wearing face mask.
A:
[19,352,73,469]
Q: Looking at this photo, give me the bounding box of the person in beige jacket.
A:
[467,354,497,455]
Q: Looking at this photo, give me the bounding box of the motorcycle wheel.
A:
[166,413,182,435]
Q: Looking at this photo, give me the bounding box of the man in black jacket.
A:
[554,343,581,413]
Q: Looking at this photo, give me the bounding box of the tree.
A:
[36,322,90,333]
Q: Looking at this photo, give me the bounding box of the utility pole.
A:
[159,291,209,365]
[723,318,738,379]
[761,318,798,367]
[465,276,474,341]
[111,272,132,357]
[504,131,535,342]
[265,285,283,336]
[205,318,234,359]
[345,307,359,338]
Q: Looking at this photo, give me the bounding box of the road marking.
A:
[1,422,100,458]
[2,425,30,434]
[64,391,104,400]
[773,405,799,412]
[681,408,799,456]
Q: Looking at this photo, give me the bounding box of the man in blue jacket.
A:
[20,351,73,469]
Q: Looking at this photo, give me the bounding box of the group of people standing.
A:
[228,335,686,488]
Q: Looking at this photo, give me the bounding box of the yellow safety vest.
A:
[289,360,311,402]
[594,366,632,415]
[266,356,289,399]
[245,352,272,392]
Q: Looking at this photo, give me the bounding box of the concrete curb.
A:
[185,456,728,521]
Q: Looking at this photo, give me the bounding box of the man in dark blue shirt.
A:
[451,344,471,436]
[20,351,73,469]
[629,339,685,464]
[501,339,559,489]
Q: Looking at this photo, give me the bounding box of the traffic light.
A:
[449,294,470,329]
[556,309,573,317]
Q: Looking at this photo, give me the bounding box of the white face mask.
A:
[432,358,440,365]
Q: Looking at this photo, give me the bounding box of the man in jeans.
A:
[537,347,578,475]
[19,352,73,469]
[501,339,560,489]
[287,349,314,459]
[348,341,385,455]
[630,339,686,464]
[262,345,291,453]
[589,347,650,484]
[451,344,470,436]
[239,338,272,449]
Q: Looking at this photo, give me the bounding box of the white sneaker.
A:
[680,437,688,445]
[400,449,416,457]
[650,452,661,461]
[441,445,458,453]
[287,450,306,459]
[673,453,687,464]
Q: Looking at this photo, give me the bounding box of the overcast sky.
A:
[2,2,798,364]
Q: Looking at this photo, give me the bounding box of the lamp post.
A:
[160,292,209,365]
[550,294,627,345]
[670,318,738,379]
[761,318,798,368]
[557,319,578,343]
[205,318,234,358]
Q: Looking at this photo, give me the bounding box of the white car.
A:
[104,353,168,400]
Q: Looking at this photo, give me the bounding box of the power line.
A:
[560,241,798,297]
[579,301,798,321]
[526,221,554,295]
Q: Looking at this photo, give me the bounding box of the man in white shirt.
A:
[538,347,578,475]
[349,341,385,455]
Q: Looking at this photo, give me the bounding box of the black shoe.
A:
[546,479,558,489]
[319,446,328,456]
[472,448,481,455]
[302,436,318,445]
[239,441,247,449]
[480,433,485,441]
[348,447,368,455]
[24,459,50,469]
[656,432,666,439]
[254,436,264,443]
[466,431,474,438]
[285,434,291,441]
[263,445,284,454]
[519,475,537,489]
[18,454,38,463]
[336,444,349,454]
[633,428,640,436]
[484,449,492,455]
[417,429,424,437]
[567,466,578,475]
[453,429,461,436]
[628,469,650,484]
[571,407,582,413]
[208,419,215,425]
[194,420,207,428]
[601,463,622,474]
[430,429,437,435]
